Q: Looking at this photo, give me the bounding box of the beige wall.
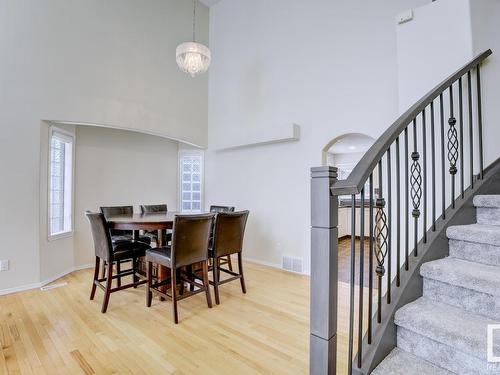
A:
[73,126,179,267]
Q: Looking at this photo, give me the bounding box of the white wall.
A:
[206,0,429,273]
[73,126,179,268]
[396,0,474,112]
[0,0,208,292]
[470,0,500,168]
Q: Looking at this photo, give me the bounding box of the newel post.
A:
[310,166,338,375]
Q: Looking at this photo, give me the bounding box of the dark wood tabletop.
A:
[107,212,178,230]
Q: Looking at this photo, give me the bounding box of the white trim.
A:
[48,125,75,240]
[0,263,93,296]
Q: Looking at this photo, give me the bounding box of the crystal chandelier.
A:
[176,0,211,77]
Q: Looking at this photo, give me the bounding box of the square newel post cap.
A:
[311,166,338,179]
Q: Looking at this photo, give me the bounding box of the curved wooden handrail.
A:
[331,49,492,196]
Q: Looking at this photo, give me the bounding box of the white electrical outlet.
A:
[0,260,9,271]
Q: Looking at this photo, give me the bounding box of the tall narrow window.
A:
[49,129,74,237]
[179,151,203,213]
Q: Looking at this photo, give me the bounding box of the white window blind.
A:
[49,130,73,237]
[179,152,203,212]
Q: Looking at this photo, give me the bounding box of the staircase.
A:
[372,195,500,374]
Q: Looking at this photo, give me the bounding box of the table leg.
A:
[158,229,167,299]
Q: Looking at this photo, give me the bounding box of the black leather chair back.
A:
[210,205,235,213]
[212,211,249,258]
[171,214,214,268]
[86,212,113,262]
[100,206,133,236]
[100,206,133,217]
[140,204,168,213]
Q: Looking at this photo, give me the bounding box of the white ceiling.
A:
[199,0,222,7]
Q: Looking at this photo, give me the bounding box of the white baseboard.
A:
[244,256,310,276]
[0,263,93,296]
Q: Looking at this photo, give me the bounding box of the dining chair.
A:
[100,205,152,245]
[99,205,151,280]
[209,205,236,270]
[145,213,215,324]
[210,210,249,305]
[140,204,172,246]
[86,212,150,313]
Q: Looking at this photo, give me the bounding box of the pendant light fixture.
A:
[176,0,211,77]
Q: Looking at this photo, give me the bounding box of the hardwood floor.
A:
[0,260,369,374]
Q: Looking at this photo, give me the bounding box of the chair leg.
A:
[146,261,152,307]
[116,261,121,287]
[171,267,179,324]
[188,265,195,292]
[90,256,100,300]
[133,258,139,288]
[101,262,113,313]
[238,253,246,294]
[101,261,107,279]
[212,256,220,305]
[227,255,233,271]
[203,261,212,308]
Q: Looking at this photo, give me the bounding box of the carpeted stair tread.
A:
[371,348,454,375]
[447,224,500,246]
[394,297,500,361]
[474,195,500,208]
[421,257,500,296]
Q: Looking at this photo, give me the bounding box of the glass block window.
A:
[179,151,203,212]
[49,130,73,237]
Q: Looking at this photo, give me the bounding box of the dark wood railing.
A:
[310,49,492,374]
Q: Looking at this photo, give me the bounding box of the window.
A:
[49,129,74,238]
[179,151,203,212]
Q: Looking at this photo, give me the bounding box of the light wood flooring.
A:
[0,260,370,374]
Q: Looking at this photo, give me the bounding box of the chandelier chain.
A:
[192,0,196,41]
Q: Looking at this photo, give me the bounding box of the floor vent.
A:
[40,282,67,291]
[282,255,303,273]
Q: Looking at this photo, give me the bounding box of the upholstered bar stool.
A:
[86,212,150,313]
[100,205,152,281]
[210,210,249,305]
[209,205,235,270]
[140,204,172,246]
[145,213,215,324]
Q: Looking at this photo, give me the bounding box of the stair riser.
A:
[397,327,500,375]
[477,207,500,225]
[449,239,500,267]
[423,278,500,320]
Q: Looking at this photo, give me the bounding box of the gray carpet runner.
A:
[372,195,500,374]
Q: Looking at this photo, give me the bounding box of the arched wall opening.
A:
[321,133,378,285]
[38,120,200,284]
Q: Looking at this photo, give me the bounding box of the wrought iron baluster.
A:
[477,65,484,179]
[411,119,422,257]
[368,173,374,344]
[348,195,356,375]
[448,85,459,208]
[404,127,409,270]
[396,137,401,286]
[386,150,392,304]
[430,101,436,230]
[440,93,446,219]
[374,161,387,323]
[422,109,427,243]
[357,188,365,368]
[459,77,464,198]
[468,71,474,188]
